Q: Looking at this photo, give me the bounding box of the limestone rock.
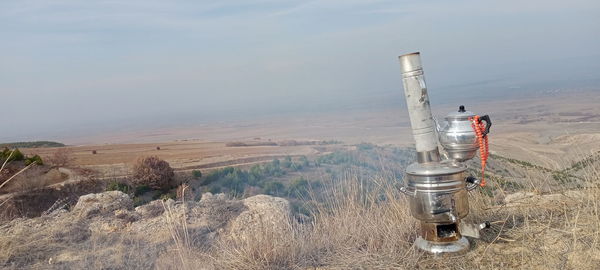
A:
[115,209,141,222]
[200,192,227,202]
[72,191,133,218]
[228,194,291,242]
[135,200,165,218]
[0,191,287,269]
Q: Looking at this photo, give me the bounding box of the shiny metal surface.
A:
[415,236,469,254]
[405,166,469,223]
[437,107,479,162]
[416,149,442,163]
[459,222,490,239]
[397,54,482,254]
[399,52,422,74]
[398,52,440,158]
[406,161,466,176]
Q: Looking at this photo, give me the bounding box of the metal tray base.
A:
[415,236,469,254]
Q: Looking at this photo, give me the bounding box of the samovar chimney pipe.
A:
[398,52,440,163]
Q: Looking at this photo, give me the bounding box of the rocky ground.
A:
[0,191,290,269]
[1,183,599,269]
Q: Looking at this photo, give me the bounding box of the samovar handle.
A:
[479,115,492,136]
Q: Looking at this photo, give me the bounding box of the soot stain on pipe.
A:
[419,88,428,103]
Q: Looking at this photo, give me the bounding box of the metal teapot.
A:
[437,105,491,162]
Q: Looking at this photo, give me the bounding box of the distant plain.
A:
[21,90,600,179]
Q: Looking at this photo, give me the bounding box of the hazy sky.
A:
[1,0,599,142]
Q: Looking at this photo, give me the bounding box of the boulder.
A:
[200,192,227,202]
[72,191,133,218]
[135,200,165,218]
[115,209,141,222]
[228,195,291,242]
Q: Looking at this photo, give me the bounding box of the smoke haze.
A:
[1,0,599,142]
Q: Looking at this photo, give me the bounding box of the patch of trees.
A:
[277,140,342,146]
[0,148,24,163]
[287,177,311,198]
[315,151,373,169]
[0,141,65,148]
[192,170,202,179]
[225,141,278,147]
[1,148,43,165]
[106,180,132,194]
[225,140,342,147]
[197,156,313,196]
[264,177,321,198]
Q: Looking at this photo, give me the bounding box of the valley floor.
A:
[1,90,600,269]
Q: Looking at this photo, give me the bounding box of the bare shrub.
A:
[48,148,73,167]
[131,156,174,190]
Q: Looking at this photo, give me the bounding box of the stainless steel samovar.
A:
[397,52,491,254]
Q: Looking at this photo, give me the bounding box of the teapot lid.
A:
[445,105,476,121]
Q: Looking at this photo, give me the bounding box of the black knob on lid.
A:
[466,176,476,184]
[458,105,466,112]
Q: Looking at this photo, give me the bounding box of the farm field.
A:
[18,90,600,180]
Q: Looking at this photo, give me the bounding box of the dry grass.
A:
[159,149,600,269]
[161,177,425,269]
[2,145,599,269]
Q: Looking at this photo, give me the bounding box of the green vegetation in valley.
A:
[0,148,25,162]
[548,152,600,184]
[488,152,600,187]
[490,153,552,172]
[24,155,44,166]
[111,144,414,212]
[189,144,414,202]
[1,148,44,165]
[263,181,285,196]
[199,156,312,196]
[566,151,600,173]
[106,180,132,194]
[0,141,65,148]
[134,185,152,196]
[320,139,343,145]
